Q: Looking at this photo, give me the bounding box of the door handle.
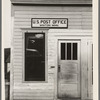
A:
[58,65,60,72]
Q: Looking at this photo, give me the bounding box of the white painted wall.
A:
[2,0,11,100]
[2,0,11,48]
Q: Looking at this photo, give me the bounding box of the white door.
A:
[58,40,81,99]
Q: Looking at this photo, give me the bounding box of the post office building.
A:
[10,0,93,100]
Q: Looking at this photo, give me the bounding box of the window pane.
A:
[61,43,65,60]
[67,43,71,60]
[73,43,77,60]
[25,33,45,81]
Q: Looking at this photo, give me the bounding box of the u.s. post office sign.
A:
[31,18,68,28]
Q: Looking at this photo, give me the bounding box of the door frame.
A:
[57,39,81,99]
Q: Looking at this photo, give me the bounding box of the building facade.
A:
[10,0,93,100]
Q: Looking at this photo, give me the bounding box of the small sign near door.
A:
[31,18,68,28]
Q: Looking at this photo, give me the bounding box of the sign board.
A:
[31,18,68,28]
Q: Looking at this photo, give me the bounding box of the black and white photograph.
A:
[2,0,98,100]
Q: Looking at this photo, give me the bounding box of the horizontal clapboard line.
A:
[13,56,23,59]
[13,94,54,97]
[13,27,82,30]
[13,67,22,70]
[13,68,22,71]
[14,18,91,23]
[13,63,22,66]
[13,53,23,56]
[14,79,54,83]
[14,20,89,24]
[13,50,22,53]
[48,31,92,35]
[14,16,91,19]
[14,77,22,80]
[14,46,23,49]
[14,81,54,86]
[14,86,54,89]
[13,94,53,97]
[13,76,22,79]
[82,27,92,29]
[13,39,22,42]
[14,19,92,23]
[14,83,54,85]
[13,84,54,86]
[14,31,22,34]
[11,0,92,4]
[13,69,23,74]
[14,25,83,28]
[13,23,92,29]
[14,15,82,18]
[14,14,92,17]
[13,70,22,73]
[13,6,92,12]
[14,16,92,20]
[82,26,92,28]
[13,75,22,78]
[14,13,82,17]
[13,96,53,100]
[14,90,54,93]
[15,11,92,15]
[14,23,83,26]
[13,60,23,63]
[82,23,92,26]
[14,71,23,74]
[14,26,30,28]
[13,35,23,38]
[13,77,54,82]
[13,78,22,80]
[13,69,22,72]
[14,21,84,24]
[13,43,23,46]
[13,52,23,55]
[13,86,54,89]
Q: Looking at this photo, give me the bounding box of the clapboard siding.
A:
[15,11,92,15]
[13,6,92,12]
[11,0,92,4]
[12,5,92,100]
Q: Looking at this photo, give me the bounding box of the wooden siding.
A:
[11,0,92,4]
[12,5,92,100]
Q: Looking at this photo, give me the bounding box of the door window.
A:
[61,42,78,60]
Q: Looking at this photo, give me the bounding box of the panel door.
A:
[58,40,81,99]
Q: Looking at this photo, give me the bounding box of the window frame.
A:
[60,40,80,61]
[23,31,48,83]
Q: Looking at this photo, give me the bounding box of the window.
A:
[25,33,45,81]
[61,42,78,60]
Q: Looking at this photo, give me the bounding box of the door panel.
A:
[58,40,80,99]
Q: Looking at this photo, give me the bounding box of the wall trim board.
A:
[12,3,92,7]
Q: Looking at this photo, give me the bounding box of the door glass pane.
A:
[67,43,71,60]
[61,43,65,60]
[25,33,45,81]
[73,43,77,60]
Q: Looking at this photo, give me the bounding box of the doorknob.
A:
[58,65,60,72]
